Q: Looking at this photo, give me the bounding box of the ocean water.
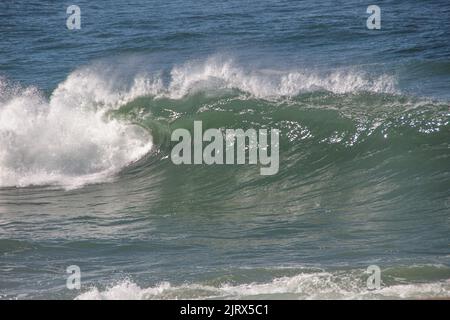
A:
[0,0,449,299]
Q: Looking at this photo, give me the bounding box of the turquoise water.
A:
[0,1,449,299]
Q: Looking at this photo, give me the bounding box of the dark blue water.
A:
[0,0,449,299]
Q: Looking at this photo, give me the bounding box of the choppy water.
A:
[0,0,449,299]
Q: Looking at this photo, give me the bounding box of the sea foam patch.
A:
[75,271,450,300]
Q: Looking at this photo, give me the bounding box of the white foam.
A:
[69,56,397,101]
[163,57,397,99]
[50,66,164,111]
[75,272,450,300]
[0,77,152,189]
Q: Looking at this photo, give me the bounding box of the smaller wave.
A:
[75,268,450,300]
[0,239,35,254]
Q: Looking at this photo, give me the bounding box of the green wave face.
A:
[115,91,449,183]
[110,91,450,238]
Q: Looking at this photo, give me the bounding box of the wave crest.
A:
[166,58,397,98]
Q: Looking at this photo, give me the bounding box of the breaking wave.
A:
[0,56,446,189]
